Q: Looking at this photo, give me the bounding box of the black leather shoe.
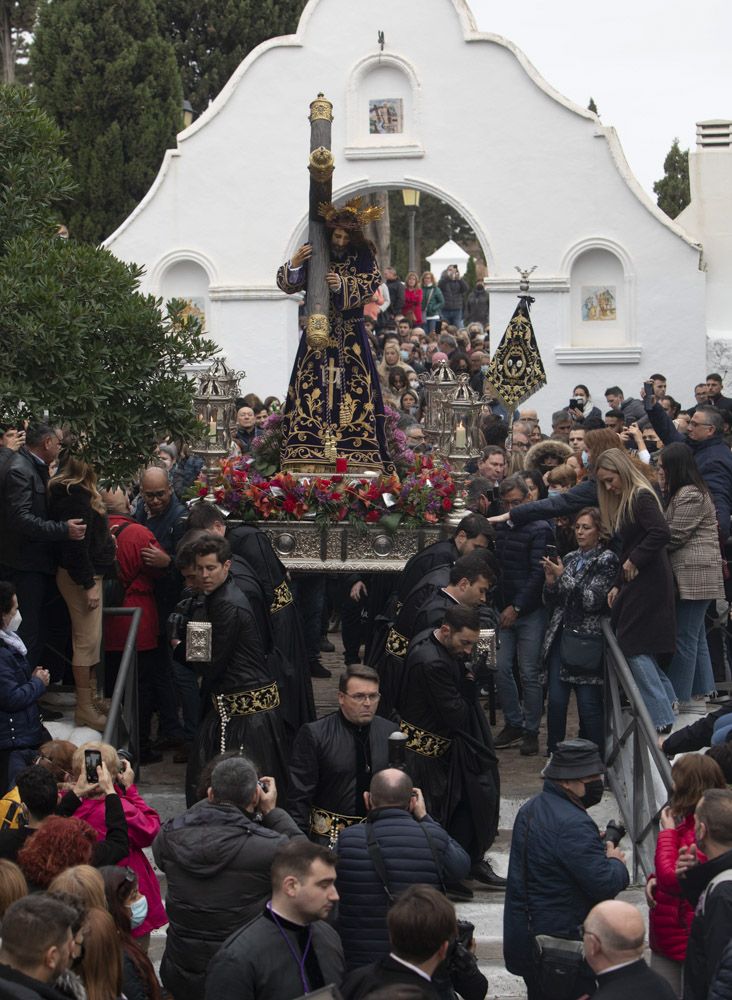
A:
[310,660,332,679]
[40,708,64,722]
[470,860,508,889]
[319,637,336,653]
[445,881,474,902]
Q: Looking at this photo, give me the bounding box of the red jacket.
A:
[103,515,161,652]
[649,813,706,961]
[403,287,423,324]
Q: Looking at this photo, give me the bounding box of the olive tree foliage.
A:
[0,86,218,483]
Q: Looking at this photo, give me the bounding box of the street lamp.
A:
[401,188,421,274]
[182,100,194,129]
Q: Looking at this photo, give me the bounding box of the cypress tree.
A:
[30,0,183,244]
[0,86,217,482]
[653,138,691,219]
[0,0,37,83]
[157,0,307,114]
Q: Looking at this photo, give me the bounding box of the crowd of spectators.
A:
[4,260,732,997]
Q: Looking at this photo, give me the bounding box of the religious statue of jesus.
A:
[276,198,393,474]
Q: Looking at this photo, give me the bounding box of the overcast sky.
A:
[469,0,732,197]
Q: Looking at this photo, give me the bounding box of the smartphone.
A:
[569,397,582,411]
[643,381,654,411]
[84,748,102,783]
[546,544,559,564]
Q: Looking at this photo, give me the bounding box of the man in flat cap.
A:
[503,739,630,999]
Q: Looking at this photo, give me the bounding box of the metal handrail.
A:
[101,608,141,767]
[601,619,672,881]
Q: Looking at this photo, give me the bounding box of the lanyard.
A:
[266,902,313,994]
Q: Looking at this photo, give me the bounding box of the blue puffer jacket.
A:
[336,807,470,970]
[494,519,553,614]
[0,639,45,750]
[503,781,629,978]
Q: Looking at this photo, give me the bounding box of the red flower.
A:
[442,498,453,511]
[365,509,381,523]
[282,497,297,514]
[197,486,208,498]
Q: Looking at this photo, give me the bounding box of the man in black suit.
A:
[340,885,456,999]
[583,900,676,999]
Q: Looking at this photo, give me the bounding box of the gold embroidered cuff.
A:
[270,580,294,615]
[213,682,280,718]
[385,628,409,659]
[400,719,452,758]
[309,806,362,847]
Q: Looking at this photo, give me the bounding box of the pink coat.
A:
[649,813,706,961]
[72,785,167,937]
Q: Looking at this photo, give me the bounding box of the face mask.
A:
[480,365,490,374]
[547,488,561,497]
[644,440,658,453]
[409,379,420,390]
[581,450,589,466]
[130,895,148,930]
[4,610,21,633]
[399,350,409,361]
[580,778,604,809]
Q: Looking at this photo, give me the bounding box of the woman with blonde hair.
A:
[78,906,124,1000]
[595,447,677,730]
[47,454,115,730]
[403,270,423,325]
[49,863,107,912]
[0,858,27,916]
[420,270,444,333]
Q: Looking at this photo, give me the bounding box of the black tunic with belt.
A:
[396,630,500,858]
[185,575,288,806]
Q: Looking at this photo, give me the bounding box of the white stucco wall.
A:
[677,135,732,375]
[105,0,707,418]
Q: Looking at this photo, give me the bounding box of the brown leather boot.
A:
[73,666,108,731]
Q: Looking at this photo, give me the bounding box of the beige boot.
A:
[73,666,108,731]
[88,664,112,716]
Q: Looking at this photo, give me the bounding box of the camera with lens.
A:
[602,819,626,847]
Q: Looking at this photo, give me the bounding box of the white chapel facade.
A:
[105,0,715,413]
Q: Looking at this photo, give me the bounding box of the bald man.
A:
[583,900,676,999]
[335,767,470,970]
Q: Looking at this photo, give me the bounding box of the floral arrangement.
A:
[189,453,455,529]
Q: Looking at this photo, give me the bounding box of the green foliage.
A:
[157,0,306,114]
[463,255,477,289]
[0,0,36,83]
[653,138,690,219]
[0,84,218,482]
[387,190,479,278]
[0,85,75,246]
[587,96,598,115]
[30,0,183,244]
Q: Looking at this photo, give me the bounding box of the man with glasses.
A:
[288,665,399,846]
[647,398,732,540]
[0,422,86,668]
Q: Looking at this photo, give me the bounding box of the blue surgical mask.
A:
[130,895,148,929]
[400,350,409,361]
[581,450,589,466]
[480,365,490,374]
[547,488,561,497]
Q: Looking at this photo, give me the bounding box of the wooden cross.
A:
[321,356,342,411]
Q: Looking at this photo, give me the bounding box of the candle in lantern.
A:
[455,420,467,449]
[209,415,217,439]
